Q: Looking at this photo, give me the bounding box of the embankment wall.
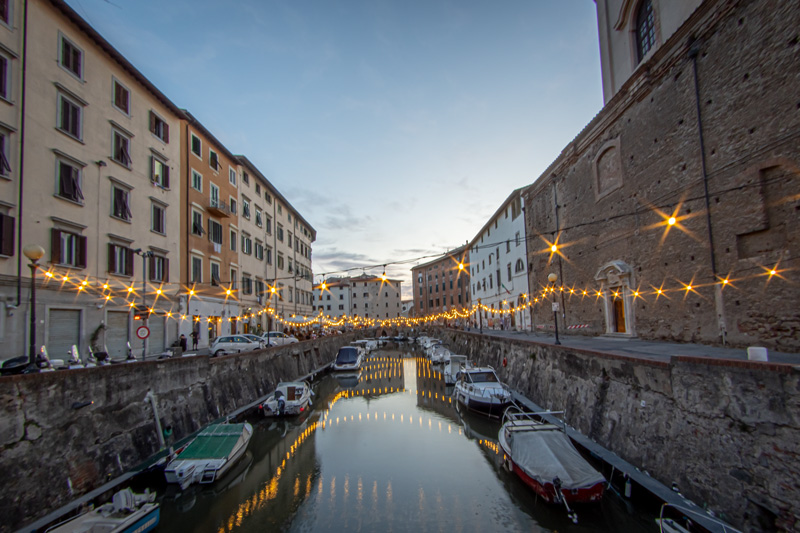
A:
[435,328,800,531]
[0,334,353,531]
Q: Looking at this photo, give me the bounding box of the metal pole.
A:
[552,288,560,345]
[26,261,38,372]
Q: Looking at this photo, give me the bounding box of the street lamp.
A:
[135,249,153,360]
[547,272,561,345]
[23,244,45,372]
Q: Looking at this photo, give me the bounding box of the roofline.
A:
[411,243,469,271]
[467,187,526,249]
[181,110,240,164]
[236,155,317,241]
[49,0,184,118]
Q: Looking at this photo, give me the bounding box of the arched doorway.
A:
[595,260,636,337]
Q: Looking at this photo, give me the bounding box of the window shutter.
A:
[164,257,170,283]
[208,219,213,241]
[51,229,61,264]
[72,167,83,200]
[149,155,155,182]
[149,111,155,134]
[148,254,155,281]
[163,122,169,143]
[125,247,133,275]
[77,235,87,268]
[108,243,116,272]
[163,165,170,188]
[0,214,14,256]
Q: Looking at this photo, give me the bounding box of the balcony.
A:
[207,199,231,218]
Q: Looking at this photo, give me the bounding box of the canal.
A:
[149,347,659,532]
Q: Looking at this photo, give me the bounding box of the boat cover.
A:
[508,429,605,489]
[179,424,247,460]
[335,347,359,365]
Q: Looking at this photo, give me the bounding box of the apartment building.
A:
[314,274,403,320]
[0,0,183,360]
[410,244,470,320]
[178,112,242,347]
[239,157,316,330]
[469,188,530,331]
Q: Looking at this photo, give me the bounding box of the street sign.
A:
[136,325,150,340]
[552,302,559,312]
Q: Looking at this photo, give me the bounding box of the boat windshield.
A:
[468,371,498,383]
[335,347,359,365]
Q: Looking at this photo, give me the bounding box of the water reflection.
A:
[155,349,654,532]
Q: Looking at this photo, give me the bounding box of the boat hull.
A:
[455,389,511,418]
[503,448,605,504]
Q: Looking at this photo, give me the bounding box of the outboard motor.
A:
[67,345,84,369]
[275,390,285,416]
[37,345,61,371]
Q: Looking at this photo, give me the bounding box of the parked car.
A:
[240,334,271,348]
[261,331,299,346]
[209,335,264,357]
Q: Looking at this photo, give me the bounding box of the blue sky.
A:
[66,0,603,297]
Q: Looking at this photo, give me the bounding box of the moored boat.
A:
[259,381,313,417]
[332,346,364,371]
[443,354,469,385]
[165,422,253,490]
[498,407,605,513]
[45,488,159,533]
[453,365,512,417]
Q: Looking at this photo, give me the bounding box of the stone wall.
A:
[522,0,800,350]
[436,328,800,531]
[0,334,353,531]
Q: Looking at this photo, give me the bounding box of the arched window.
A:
[635,0,656,62]
[515,259,524,273]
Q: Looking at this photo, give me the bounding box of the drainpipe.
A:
[143,390,166,449]
[689,42,726,344]
[521,200,535,334]
[15,0,29,306]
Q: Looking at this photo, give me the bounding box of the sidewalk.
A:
[466,328,800,365]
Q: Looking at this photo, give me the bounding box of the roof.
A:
[467,187,526,250]
[178,423,247,460]
[412,243,469,271]
[181,110,240,164]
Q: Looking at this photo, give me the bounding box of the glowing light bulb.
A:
[668,217,676,226]
[769,270,776,276]
[722,279,729,285]
[551,244,558,253]
[156,289,162,295]
[128,286,134,293]
[226,289,232,296]
[103,283,109,290]
[45,272,53,278]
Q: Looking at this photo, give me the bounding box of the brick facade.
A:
[523,0,800,351]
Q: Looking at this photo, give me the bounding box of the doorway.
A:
[613,297,626,333]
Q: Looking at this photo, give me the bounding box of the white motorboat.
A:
[165,422,253,490]
[443,354,470,385]
[332,346,364,371]
[498,407,605,515]
[259,381,313,417]
[428,344,451,364]
[46,488,159,533]
[453,365,512,417]
[352,339,378,354]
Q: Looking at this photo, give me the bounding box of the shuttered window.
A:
[107,243,133,276]
[51,228,86,268]
[0,212,14,256]
[149,111,169,143]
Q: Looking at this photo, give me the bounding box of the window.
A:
[229,168,237,186]
[112,129,132,167]
[230,269,237,289]
[191,256,202,283]
[489,274,493,289]
[191,210,204,236]
[266,246,272,265]
[112,79,130,115]
[58,93,82,139]
[242,171,249,185]
[107,243,133,276]
[265,191,272,204]
[255,241,264,260]
[277,224,284,241]
[151,202,165,234]
[288,259,293,273]
[59,35,82,78]
[210,262,221,285]
[0,1,9,25]
[149,111,169,143]
[149,254,168,282]
[57,160,83,203]
[255,208,262,227]
[506,240,511,253]
[507,263,512,282]
[242,276,253,295]
[191,170,202,192]
[287,232,293,249]
[208,220,223,246]
[0,54,9,100]
[111,185,131,221]
[277,253,284,270]
[515,231,521,246]
[266,215,272,234]
[277,205,282,215]
[242,198,250,219]
[0,212,14,256]
[255,280,264,297]
[229,198,237,215]
[515,259,524,273]
[230,229,237,251]
[209,149,219,171]
[151,155,169,188]
[242,233,252,255]
[51,228,86,268]
[191,134,201,157]
[255,183,260,194]
[210,183,220,208]
[635,0,656,62]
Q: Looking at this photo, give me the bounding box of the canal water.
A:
[152,348,658,532]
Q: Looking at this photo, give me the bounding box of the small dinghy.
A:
[46,488,159,533]
[259,381,313,417]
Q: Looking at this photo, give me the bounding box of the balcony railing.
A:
[207,198,231,217]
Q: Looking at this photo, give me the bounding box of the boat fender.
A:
[624,474,632,498]
[502,455,513,472]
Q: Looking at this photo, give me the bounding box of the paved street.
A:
[462,328,800,365]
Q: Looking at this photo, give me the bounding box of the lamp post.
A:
[23,244,45,372]
[478,298,482,334]
[547,272,561,345]
[135,249,153,360]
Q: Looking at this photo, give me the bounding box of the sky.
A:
[65,0,604,298]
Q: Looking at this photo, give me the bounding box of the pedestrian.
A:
[179,334,187,352]
[190,329,198,350]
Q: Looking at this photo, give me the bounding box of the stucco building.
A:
[0,0,183,360]
[410,244,470,321]
[524,0,799,350]
[314,274,402,321]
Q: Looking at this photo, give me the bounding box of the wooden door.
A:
[613,298,626,333]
